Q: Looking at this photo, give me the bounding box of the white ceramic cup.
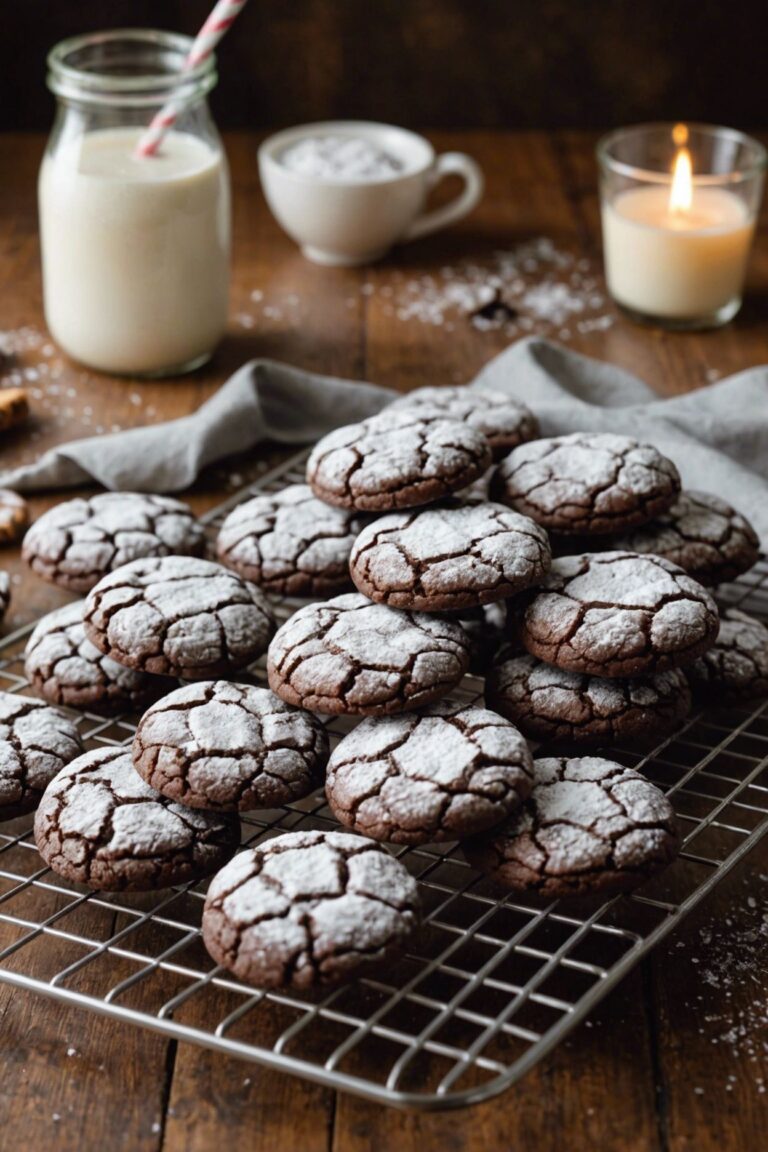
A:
[258,120,484,266]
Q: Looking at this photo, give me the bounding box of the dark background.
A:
[4,0,768,132]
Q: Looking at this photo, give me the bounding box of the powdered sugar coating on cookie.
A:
[606,490,759,585]
[23,492,206,592]
[25,600,166,714]
[463,755,679,896]
[686,608,768,704]
[326,700,533,845]
[487,651,691,746]
[267,592,470,715]
[202,829,420,989]
[387,386,540,459]
[307,410,492,511]
[491,432,680,535]
[349,501,551,611]
[83,556,276,680]
[521,552,719,677]
[133,681,329,811]
[34,746,239,890]
[0,690,83,818]
[216,484,363,596]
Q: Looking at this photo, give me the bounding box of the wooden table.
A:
[1,131,767,1151]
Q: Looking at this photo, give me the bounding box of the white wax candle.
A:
[602,186,754,320]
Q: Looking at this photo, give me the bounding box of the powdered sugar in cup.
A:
[259,121,484,266]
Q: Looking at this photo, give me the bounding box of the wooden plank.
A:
[333,976,660,1152]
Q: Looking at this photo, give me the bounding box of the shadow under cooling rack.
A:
[0,449,766,1111]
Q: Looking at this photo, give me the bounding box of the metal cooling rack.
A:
[1,449,767,1112]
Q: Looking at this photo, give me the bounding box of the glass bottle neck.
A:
[47,28,217,111]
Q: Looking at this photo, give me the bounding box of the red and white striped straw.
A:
[135,0,249,158]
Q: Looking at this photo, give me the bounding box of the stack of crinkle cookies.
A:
[2,386,767,995]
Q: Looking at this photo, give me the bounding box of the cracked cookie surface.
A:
[83,555,276,680]
[325,701,533,845]
[491,432,680,535]
[604,490,760,585]
[34,746,240,891]
[202,829,420,990]
[23,492,206,592]
[349,501,551,611]
[686,609,768,704]
[487,652,691,747]
[25,600,168,714]
[133,681,329,811]
[267,592,470,715]
[0,571,9,622]
[0,490,29,546]
[520,552,719,677]
[463,755,679,896]
[306,410,492,512]
[0,691,83,819]
[216,483,364,596]
[386,386,540,459]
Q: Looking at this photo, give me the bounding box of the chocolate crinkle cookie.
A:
[0,489,29,546]
[267,592,470,715]
[520,552,720,678]
[0,571,9,622]
[325,701,533,845]
[487,652,691,747]
[604,490,760,586]
[386,385,540,459]
[463,755,679,897]
[0,691,83,820]
[491,432,680,535]
[216,483,364,596]
[202,830,420,990]
[83,555,276,680]
[349,501,551,612]
[306,410,492,511]
[34,746,240,891]
[686,608,768,704]
[132,681,329,811]
[22,492,206,593]
[25,600,167,714]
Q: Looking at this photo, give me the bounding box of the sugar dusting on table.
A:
[237,237,615,339]
[678,870,768,1095]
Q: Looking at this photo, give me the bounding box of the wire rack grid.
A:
[0,449,767,1112]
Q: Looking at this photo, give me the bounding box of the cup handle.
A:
[402,152,484,242]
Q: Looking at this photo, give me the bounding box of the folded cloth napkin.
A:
[3,336,767,543]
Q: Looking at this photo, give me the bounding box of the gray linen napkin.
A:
[3,336,767,543]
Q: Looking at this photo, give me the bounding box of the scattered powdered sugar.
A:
[280,135,404,181]
[678,871,768,1093]
[233,238,614,339]
[382,240,612,336]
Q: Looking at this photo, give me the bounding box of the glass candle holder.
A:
[597,123,766,330]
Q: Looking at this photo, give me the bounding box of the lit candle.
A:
[598,124,765,329]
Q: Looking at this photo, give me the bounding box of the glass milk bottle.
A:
[39,30,231,377]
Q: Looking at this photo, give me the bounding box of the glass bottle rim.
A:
[597,122,767,187]
[47,28,217,107]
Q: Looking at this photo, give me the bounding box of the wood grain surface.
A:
[0,130,766,1150]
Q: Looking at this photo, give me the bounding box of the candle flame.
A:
[669,124,693,214]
